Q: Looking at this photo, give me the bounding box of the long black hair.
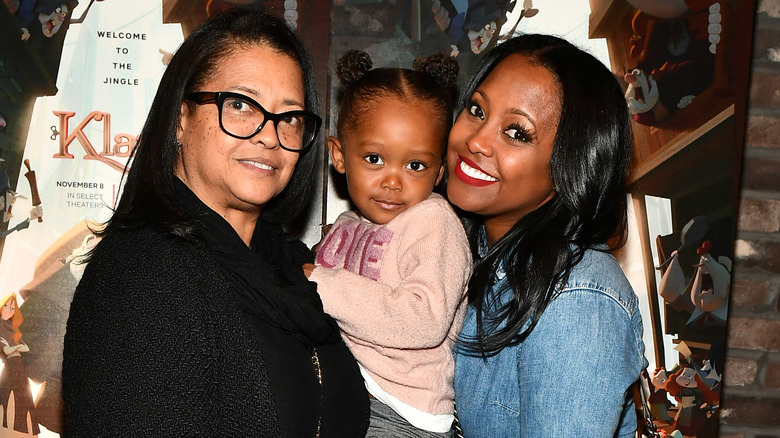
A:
[101,8,320,240]
[457,34,633,356]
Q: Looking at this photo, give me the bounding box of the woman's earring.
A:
[175,139,182,148]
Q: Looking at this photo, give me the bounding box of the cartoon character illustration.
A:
[687,240,731,324]
[0,168,43,240]
[16,221,100,434]
[12,0,78,40]
[656,214,732,327]
[0,293,40,436]
[663,366,719,436]
[431,0,516,57]
[676,341,723,409]
[658,247,689,310]
[657,216,709,314]
[623,0,724,125]
[624,67,660,118]
[644,367,674,423]
[698,358,722,390]
[658,220,731,328]
[64,233,100,281]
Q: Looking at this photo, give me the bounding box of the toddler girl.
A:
[304,50,470,437]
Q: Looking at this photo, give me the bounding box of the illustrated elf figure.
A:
[664,366,718,436]
[0,293,40,435]
[644,367,674,423]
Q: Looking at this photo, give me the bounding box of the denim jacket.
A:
[454,244,648,437]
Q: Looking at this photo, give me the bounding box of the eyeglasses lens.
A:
[220,95,315,150]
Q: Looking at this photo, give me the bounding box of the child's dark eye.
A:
[364,154,384,165]
[406,161,427,172]
[504,124,532,143]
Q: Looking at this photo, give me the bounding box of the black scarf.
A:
[175,179,339,346]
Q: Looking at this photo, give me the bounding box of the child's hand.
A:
[303,263,315,278]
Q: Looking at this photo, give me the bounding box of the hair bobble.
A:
[413,52,459,91]
[336,49,373,90]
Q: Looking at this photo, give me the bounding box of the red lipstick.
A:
[453,156,497,187]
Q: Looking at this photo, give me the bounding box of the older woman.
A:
[62,9,368,437]
[448,34,648,437]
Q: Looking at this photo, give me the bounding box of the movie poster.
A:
[0,1,185,434]
[0,0,755,436]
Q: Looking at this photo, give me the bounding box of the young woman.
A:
[62,9,368,437]
[448,34,648,437]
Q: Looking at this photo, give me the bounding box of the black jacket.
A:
[63,224,368,437]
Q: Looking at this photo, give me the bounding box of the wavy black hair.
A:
[456,34,633,356]
[100,8,320,241]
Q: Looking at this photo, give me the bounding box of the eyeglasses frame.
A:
[186,91,322,153]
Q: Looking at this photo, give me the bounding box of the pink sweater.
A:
[310,193,471,415]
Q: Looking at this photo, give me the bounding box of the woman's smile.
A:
[454,156,498,186]
[238,157,276,172]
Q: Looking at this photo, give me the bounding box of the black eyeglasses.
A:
[186,91,322,152]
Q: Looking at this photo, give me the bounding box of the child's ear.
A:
[435,163,445,185]
[328,136,347,174]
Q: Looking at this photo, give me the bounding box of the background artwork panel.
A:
[1,1,184,434]
[593,0,755,436]
[0,1,327,435]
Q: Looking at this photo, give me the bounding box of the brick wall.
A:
[720,0,780,436]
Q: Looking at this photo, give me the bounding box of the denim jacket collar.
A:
[477,226,506,283]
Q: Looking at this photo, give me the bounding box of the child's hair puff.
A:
[334,49,459,142]
[336,49,374,90]
[412,52,459,92]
